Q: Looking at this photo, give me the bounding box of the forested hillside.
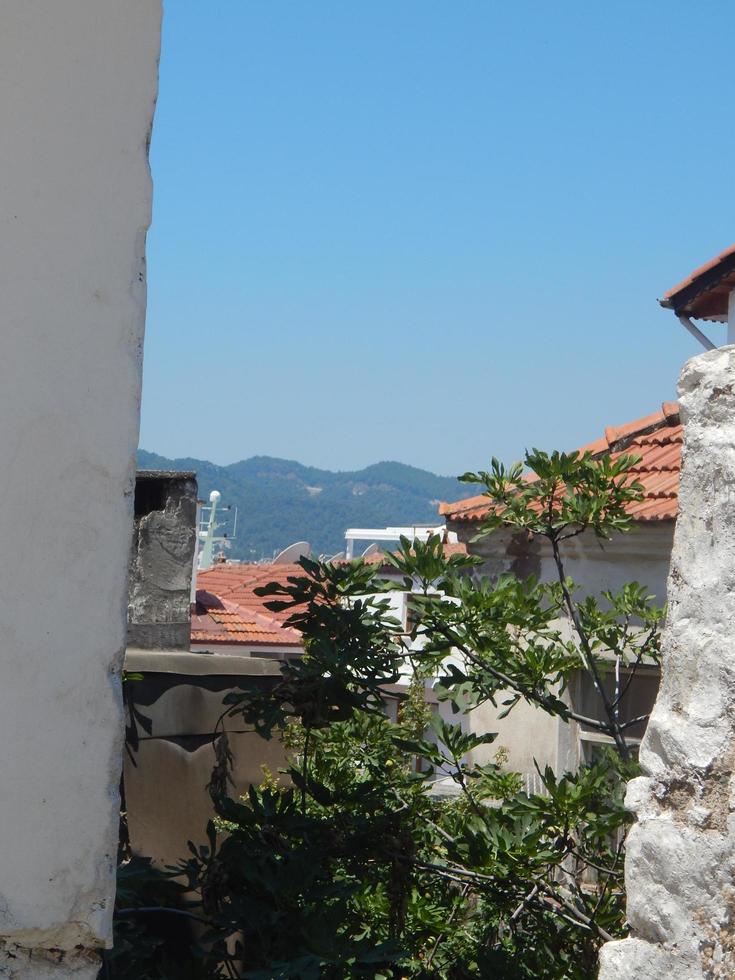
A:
[137,451,477,559]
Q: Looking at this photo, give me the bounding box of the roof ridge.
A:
[438,493,490,516]
[440,402,682,524]
[602,402,680,453]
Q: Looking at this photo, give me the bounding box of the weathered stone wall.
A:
[0,2,161,976]
[599,346,735,979]
[128,471,198,650]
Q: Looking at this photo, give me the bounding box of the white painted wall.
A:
[0,2,161,975]
[465,523,673,607]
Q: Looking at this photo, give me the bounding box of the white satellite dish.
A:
[273,541,311,564]
[361,542,381,558]
[325,551,345,562]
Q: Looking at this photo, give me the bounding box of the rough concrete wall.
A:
[123,657,286,866]
[0,1,161,975]
[0,948,99,980]
[599,347,735,979]
[128,472,197,650]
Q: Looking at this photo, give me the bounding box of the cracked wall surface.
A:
[128,471,197,650]
[599,346,735,979]
[0,945,99,980]
[0,0,162,971]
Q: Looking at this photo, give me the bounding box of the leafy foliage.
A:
[100,856,212,980]
[108,448,664,978]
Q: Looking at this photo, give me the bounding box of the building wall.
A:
[450,521,674,780]
[123,654,287,867]
[599,343,735,976]
[0,3,161,976]
[456,522,674,605]
[468,697,561,787]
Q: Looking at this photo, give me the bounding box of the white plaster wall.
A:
[461,523,674,609]
[468,697,560,778]
[540,525,673,608]
[0,1,161,973]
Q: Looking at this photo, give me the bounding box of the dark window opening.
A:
[134,478,168,517]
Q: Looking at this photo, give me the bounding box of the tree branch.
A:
[549,535,630,760]
[116,906,211,925]
[612,626,658,709]
[410,858,615,943]
[434,622,612,734]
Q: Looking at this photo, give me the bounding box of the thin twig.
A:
[394,793,455,845]
[301,726,311,816]
[618,713,650,732]
[568,849,621,877]
[425,883,470,968]
[612,627,658,708]
[510,884,539,922]
[591,836,626,920]
[537,879,614,942]
[410,858,615,943]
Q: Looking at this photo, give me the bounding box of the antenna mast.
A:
[198,490,221,571]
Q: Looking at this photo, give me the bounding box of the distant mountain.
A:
[136,451,478,560]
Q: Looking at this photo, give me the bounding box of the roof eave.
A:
[659,247,735,319]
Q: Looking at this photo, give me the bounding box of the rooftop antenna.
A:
[197,491,238,571]
[198,491,220,571]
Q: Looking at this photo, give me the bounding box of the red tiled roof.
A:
[196,563,305,625]
[660,245,735,322]
[439,402,682,525]
[191,582,302,649]
[194,544,469,646]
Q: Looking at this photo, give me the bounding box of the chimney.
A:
[127,470,198,650]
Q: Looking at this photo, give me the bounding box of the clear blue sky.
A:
[139,1,735,475]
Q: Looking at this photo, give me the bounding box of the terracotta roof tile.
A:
[440,402,682,525]
[192,575,303,648]
[604,408,671,446]
[438,494,494,519]
[196,563,305,624]
[194,543,468,649]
